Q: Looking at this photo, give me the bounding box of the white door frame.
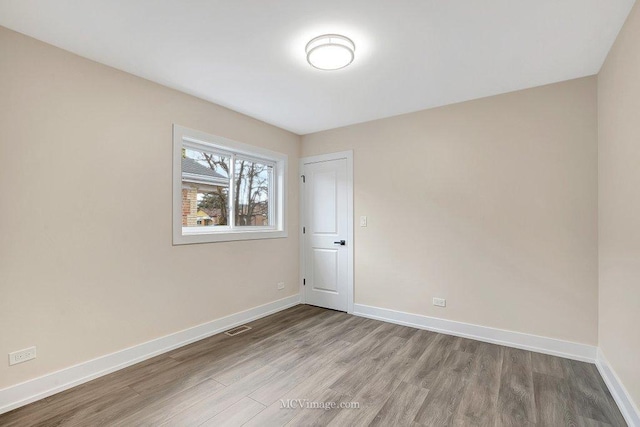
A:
[299,150,354,314]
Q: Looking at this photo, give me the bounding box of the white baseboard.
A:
[353,303,597,362]
[0,294,301,415]
[595,348,640,427]
[5,298,635,424]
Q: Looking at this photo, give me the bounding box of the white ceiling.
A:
[0,1,635,134]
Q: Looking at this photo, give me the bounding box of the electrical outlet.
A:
[360,216,367,227]
[433,297,446,308]
[277,282,285,290]
[9,347,36,366]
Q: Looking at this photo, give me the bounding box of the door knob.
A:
[333,240,346,246]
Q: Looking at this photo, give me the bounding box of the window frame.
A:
[173,125,287,244]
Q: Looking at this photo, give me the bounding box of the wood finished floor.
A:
[0,305,626,426]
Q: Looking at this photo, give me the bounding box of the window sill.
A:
[173,228,288,245]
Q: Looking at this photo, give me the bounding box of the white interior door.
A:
[302,157,350,312]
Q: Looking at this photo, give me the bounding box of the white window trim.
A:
[173,124,287,244]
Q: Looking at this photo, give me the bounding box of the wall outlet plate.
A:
[9,347,36,366]
[277,282,285,290]
[433,297,446,307]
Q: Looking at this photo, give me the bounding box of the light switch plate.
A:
[360,216,367,227]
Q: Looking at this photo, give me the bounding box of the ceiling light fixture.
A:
[305,34,355,71]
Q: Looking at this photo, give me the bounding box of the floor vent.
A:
[224,325,252,336]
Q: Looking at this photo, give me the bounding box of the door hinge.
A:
[303,278,306,286]
[301,174,306,183]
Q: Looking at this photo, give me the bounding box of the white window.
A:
[173,125,287,244]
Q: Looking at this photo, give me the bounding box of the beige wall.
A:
[0,18,617,396]
[0,26,300,388]
[598,0,640,408]
[302,77,599,345]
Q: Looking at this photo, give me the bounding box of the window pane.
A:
[234,158,272,227]
[182,149,230,228]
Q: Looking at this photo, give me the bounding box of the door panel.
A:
[303,158,348,311]
[311,170,338,233]
[311,248,338,292]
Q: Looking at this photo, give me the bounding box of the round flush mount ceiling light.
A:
[305,34,355,71]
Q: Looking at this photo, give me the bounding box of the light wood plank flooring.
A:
[0,305,626,426]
